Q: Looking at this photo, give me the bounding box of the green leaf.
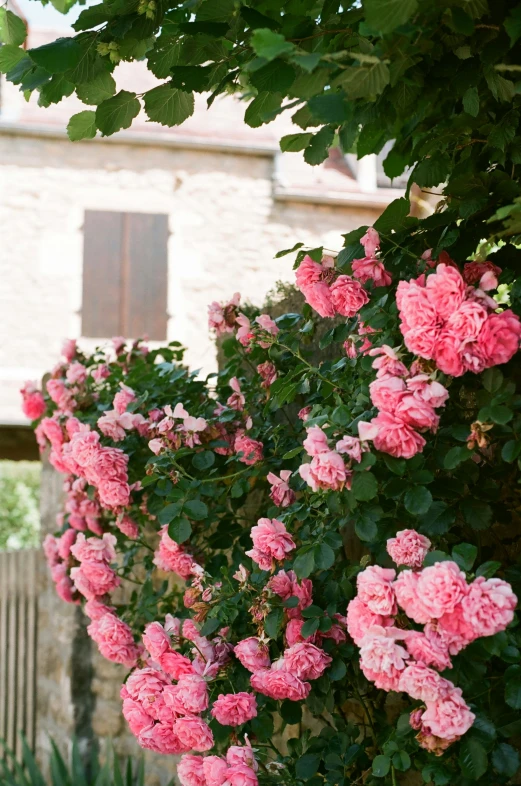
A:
[452,543,478,571]
[95,90,141,136]
[282,446,303,459]
[485,67,515,103]
[147,41,181,79]
[355,515,378,542]
[363,0,418,34]
[505,669,521,709]
[404,486,432,516]
[241,6,281,31]
[301,617,320,638]
[143,86,194,127]
[76,71,116,105]
[412,153,451,188]
[295,754,321,781]
[459,736,488,780]
[489,404,512,425]
[294,548,315,578]
[29,38,83,73]
[476,560,501,578]
[463,86,479,116]
[157,502,183,525]
[0,8,27,46]
[489,110,519,151]
[244,91,282,128]
[251,28,295,61]
[314,543,335,570]
[67,110,97,141]
[304,126,335,165]
[392,751,411,772]
[192,451,215,470]
[373,197,410,233]
[171,65,212,93]
[505,5,521,45]
[502,440,521,463]
[290,52,322,72]
[372,754,391,778]
[444,445,470,469]
[334,62,390,99]
[461,498,492,530]
[484,367,506,392]
[250,712,274,741]
[280,132,313,152]
[492,743,520,777]
[280,699,302,724]
[308,93,348,123]
[351,472,378,501]
[0,44,26,73]
[168,517,192,544]
[250,60,295,93]
[265,607,284,638]
[329,657,347,681]
[184,499,208,520]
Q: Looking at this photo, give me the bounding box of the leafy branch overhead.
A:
[0,0,519,194]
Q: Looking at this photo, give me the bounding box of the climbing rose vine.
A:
[24,226,521,785]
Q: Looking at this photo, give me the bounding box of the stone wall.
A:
[0,128,386,423]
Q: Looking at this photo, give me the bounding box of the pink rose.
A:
[283,642,332,680]
[335,436,364,463]
[61,338,77,362]
[433,330,465,377]
[203,756,229,786]
[421,688,475,740]
[359,626,409,691]
[225,765,258,786]
[393,570,431,624]
[267,470,295,507]
[285,618,312,647]
[361,227,380,257]
[369,376,406,412]
[20,382,46,420]
[425,263,466,319]
[234,434,263,465]
[88,612,140,667]
[164,674,209,714]
[478,310,521,367]
[267,570,293,599]
[298,406,312,421]
[117,516,139,539]
[250,668,310,701]
[70,431,100,467]
[303,426,330,457]
[352,257,391,287]
[398,663,453,703]
[159,650,195,680]
[177,755,206,786]
[227,744,257,770]
[113,385,136,414]
[70,561,120,600]
[39,417,64,449]
[143,621,171,660]
[405,631,452,671]
[395,394,439,432]
[302,281,336,318]
[299,451,347,491]
[396,279,438,331]
[66,362,87,385]
[370,412,426,459]
[122,698,154,737]
[329,275,369,317]
[417,561,468,619]
[70,532,117,563]
[139,722,183,754]
[403,326,441,359]
[386,529,431,568]
[248,518,295,562]
[357,566,397,616]
[445,300,488,341]
[234,637,271,672]
[98,480,131,509]
[257,361,277,388]
[461,576,517,638]
[295,255,322,289]
[346,597,393,645]
[173,716,214,753]
[154,527,195,579]
[208,293,240,335]
[406,375,449,409]
[211,692,257,726]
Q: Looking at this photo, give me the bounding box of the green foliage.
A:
[0,461,40,550]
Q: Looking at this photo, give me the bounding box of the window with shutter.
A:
[81,210,169,340]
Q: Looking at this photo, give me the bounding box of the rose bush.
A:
[24,226,521,785]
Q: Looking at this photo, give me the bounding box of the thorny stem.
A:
[273,340,350,393]
[392,764,398,786]
[352,682,379,750]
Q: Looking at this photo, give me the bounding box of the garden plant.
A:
[11,0,521,784]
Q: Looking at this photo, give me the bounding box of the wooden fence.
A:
[0,549,38,758]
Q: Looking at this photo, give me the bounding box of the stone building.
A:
[0,8,409,783]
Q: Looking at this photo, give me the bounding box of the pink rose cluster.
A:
[148,402,208,456]
[295,229,391,319]
[98,384,147,442]
[298,426,366,491]
[20,381,46,421]
[267,470,295,508]
[347,542,517,752]
[397,260,521,376]
[122,618,234,755]
[85,598,142,668]
[358,346,449,459]
[177,741,258,786]
[233,569,343,703]
[42,529,78,604]
[207,292,279,351]
[246,517,296,571]
[69,532,121,601]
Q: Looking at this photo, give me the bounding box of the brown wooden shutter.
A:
[82,210,169,340]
